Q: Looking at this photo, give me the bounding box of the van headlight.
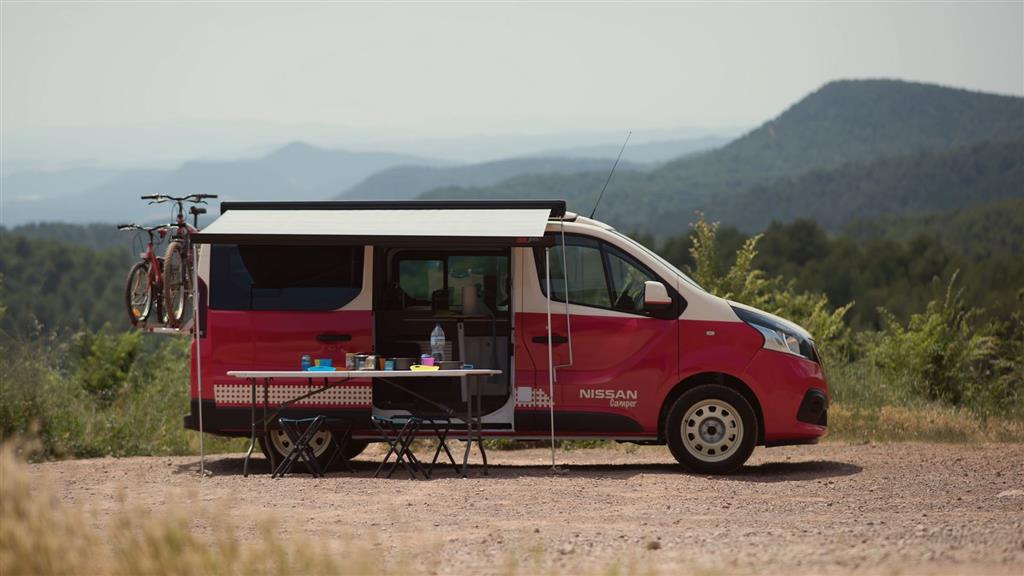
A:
[731,306,818,362]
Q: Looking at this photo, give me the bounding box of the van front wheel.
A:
[666,385,757,474]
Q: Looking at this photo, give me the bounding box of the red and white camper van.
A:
[185,200,828,474]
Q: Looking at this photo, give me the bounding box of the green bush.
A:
[866,273,1022,417]
[72,329,140,405]
[0,328,243,460]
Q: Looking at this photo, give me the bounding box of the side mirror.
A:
[643,281,673,310]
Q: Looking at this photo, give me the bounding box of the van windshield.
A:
[610,230,705,292]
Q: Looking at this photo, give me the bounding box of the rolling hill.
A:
[3,142,448,225]
[338,156,642,200]
[537,135,729,164]
[708,138,1024,232]
[421,79,1024,236]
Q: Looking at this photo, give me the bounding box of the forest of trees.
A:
[3,197,1021,335]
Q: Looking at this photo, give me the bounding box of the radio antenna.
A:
[590,131,631,219]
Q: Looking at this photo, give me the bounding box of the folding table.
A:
[227,369,501,477]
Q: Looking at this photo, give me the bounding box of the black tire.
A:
[666,384,757,474]
[258,429,355,473]
[125,262,152,327]
[162,241,187,328]
[343,440,370,460]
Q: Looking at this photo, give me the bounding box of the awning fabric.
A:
[192,207,555,247]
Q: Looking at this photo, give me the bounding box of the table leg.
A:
[263,377,275,471]
[244,378,257,477]
[477,382,488,475]
[462,378,473,477]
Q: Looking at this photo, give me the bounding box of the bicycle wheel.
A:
[125,261,152,327]
[162,241,187,327]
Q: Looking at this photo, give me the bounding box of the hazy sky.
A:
[2,2,1022,161]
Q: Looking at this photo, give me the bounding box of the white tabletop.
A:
[226,369,501,379]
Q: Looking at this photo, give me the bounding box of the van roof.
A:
[220,199,567,219]
[196,200,566,247]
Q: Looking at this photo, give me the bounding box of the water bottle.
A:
[430,323,445,362]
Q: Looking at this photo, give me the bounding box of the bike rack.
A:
[140,317,194,336]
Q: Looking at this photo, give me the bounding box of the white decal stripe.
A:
[213,384,373,406]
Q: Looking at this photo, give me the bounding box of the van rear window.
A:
[210,245,363,311]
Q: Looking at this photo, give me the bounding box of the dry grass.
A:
[0,441,372,576]
[828,403,1024,443]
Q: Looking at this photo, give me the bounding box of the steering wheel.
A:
[614,278,642,311]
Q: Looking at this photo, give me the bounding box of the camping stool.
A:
[371,415,429,479]
[412,412,459,477]
[271,416,352,478]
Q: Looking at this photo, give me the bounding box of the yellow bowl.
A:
[409,365,440,372]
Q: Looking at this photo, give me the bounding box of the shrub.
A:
[72,327,141,404]
[866,273,1016,415]
[0,329,244,460]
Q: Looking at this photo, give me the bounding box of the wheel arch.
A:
[658,372,765,446]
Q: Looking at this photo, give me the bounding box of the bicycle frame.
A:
[143,229,165,287]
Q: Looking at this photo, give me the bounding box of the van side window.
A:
[398,259,444,304]
[542,237,612,309]
[210,244,363,311]
[606,245,657,312]
[536,235,665,315]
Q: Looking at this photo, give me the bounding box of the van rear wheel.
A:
[259,431,368,472]
[666,385,757,475]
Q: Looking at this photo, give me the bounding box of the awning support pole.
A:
[545,247,556,471]
[193,242,205,476]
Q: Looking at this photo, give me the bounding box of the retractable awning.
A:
[191,200,564,247]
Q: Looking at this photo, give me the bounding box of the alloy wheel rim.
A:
[681,398,743,463]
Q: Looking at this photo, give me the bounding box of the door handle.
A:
[532,335,568,345]
[316,333,352,342]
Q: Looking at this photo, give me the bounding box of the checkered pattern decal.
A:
[213,384,373,407]
[516,387,553,408]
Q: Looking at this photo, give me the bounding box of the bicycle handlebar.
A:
[141,193,218,204]
[116,223,172,233]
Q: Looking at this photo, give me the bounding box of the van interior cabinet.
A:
[372,247,512,416]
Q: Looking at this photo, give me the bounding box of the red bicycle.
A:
[118,223,171,327]
[142,193,217,328]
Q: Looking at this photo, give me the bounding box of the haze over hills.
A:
[536,135,729,164]
[2,142,448,225]
[337,136,730,201]
[421,79,1024,236]
[339,156,644,201]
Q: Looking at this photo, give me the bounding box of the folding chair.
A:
[272,416,352,478]
[371,410,459,480]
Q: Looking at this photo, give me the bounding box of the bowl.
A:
[392,357,415,370]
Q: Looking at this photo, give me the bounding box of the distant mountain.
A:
[538,135,729,164]
[2,223,129,252]
[421,79,1024,236]
[339,156,641,201]
[709,138,1024,232]
[3,142,448,225]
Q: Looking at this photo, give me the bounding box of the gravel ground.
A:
[30,443,1024,575]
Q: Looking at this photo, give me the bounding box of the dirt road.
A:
[30,443,1024,575]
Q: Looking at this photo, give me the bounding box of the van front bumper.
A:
[742,349,829,445]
